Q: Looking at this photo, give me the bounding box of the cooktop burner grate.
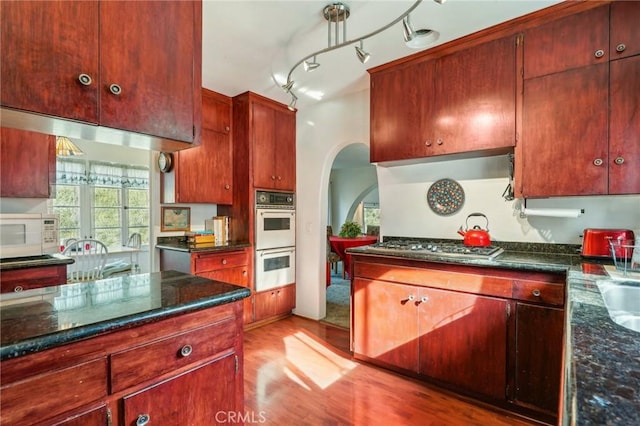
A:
[369,240,503,259]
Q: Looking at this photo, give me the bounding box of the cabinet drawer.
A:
[110,318,237,393]
[513,280,564,306]
[193,251,248,273]
[0,265,67,293]
[0,358,108,425]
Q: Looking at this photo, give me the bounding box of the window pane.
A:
[94,187,121,207]
[128,189,149,207]
[95,229,121,248]
[52,185,80,242]
[128,227,149,245]
[94,208,121,227]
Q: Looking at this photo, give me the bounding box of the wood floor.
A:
[243,315,537,426]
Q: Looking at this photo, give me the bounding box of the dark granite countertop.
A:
[0,270,251,361]
[0,253,74,271]
[156,236,250,253]
[347,238,639,425]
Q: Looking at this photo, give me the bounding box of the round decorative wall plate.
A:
[426,178,465,216]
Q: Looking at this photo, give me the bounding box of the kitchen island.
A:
[348,240,639,426]
[0,270,251,425]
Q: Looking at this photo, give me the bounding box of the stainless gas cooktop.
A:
[368,240,504,260]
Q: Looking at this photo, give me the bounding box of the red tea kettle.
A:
[457,213,492,247]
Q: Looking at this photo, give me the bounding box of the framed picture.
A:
[161,207,191,232]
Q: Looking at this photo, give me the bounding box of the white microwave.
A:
[0,213,59,259]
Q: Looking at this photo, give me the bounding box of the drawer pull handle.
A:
[180,344,193,357]
[136,414,150,426]
[14,285,23,292]
[594,49,605,58]
[532,289,541,297]
[616,43,626,53]
[222,259,227,265]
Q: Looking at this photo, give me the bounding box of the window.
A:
[53,159,149,247]
[363,202,380,234]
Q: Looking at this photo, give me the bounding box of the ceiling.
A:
[202,0,562,110]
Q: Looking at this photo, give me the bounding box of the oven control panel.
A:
[256,191,295,209]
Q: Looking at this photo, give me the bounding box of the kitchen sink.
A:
[596,281,640,333]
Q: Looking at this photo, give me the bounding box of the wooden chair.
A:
[62,239,109,282]
[327,226,342,277]
[103,233,143,277]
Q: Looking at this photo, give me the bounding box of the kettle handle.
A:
[466,212,489,231]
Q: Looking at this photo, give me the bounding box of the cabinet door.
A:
[198,267,249,288]
[609,56,640,195]
[435,36,516,155]
[0,1,99,123]
[418,288,508,400]
[253,285,295,321]
[0,128,55,198]
[513,303,564,414]
[50,404,108,426]
[99,1,196,142]
[610,1,640,61]
[274,109,296,190]
[203,89,232,135]
[175,129,233,203]
[352,278,419,372]
[370,61,435,162]
[252,102,277,189]
[520,63,608,197]
[123,353,239,426]
[523,5,609,80]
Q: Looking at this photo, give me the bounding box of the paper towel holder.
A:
[519,199,585,219]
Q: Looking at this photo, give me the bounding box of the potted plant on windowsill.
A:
[339,221,362,238]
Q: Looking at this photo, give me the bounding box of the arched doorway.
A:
[323,143,378,329]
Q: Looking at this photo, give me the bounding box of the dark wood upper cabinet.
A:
[0,1,99,124]
[609,55,640,195]
[1,0,201,147]
[520,63,609,197]
[369,34,517,163]
[0,127,55,198]
[163,89,233,204]
[518,2,640,197]
[609,1,640,61]
[523,5,609,80]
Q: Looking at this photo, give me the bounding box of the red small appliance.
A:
[581,228,635,258]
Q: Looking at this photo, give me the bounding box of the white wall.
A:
[295,88,640,321]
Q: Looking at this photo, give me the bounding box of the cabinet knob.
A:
[109,84,122,95]
[78,73,93,86]
[222,259,227,265]
[277,176,282,181]
[243,270,247,276]
[436,138,443,146]
[224,184,230,190]
[616,43,626,53]
[594,49,605,58]
[421,296,428,303]
[180,344,193,357]
[136,414,150,426]
[271,175,276,180]
[593,158,603,166]
[13,286,23,292]
[407,295,415,301]
[425,140,432,147]
[614,157,625,165]
[225,126,230,132]
[532,289,541,297]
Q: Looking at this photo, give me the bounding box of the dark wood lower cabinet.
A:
[123,354,237,426]
[254,285,295,322]
[0,301,244,425]
[351,255,565,423]
[512,302,564,414]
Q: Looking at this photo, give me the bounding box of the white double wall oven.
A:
[254,191,295,291]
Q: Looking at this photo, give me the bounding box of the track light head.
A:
[402,15,439,49]
[281,80,294,93]
[355,40,370,64]
[304,56,321,72]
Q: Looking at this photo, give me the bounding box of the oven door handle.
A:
[259,211,295,216]
[259,248,295,256]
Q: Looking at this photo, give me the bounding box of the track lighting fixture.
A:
[282,0,443,108]
[304,56,321,72]
[402,14,440,49]
[355,40,371,64]
[288,94,298,111]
